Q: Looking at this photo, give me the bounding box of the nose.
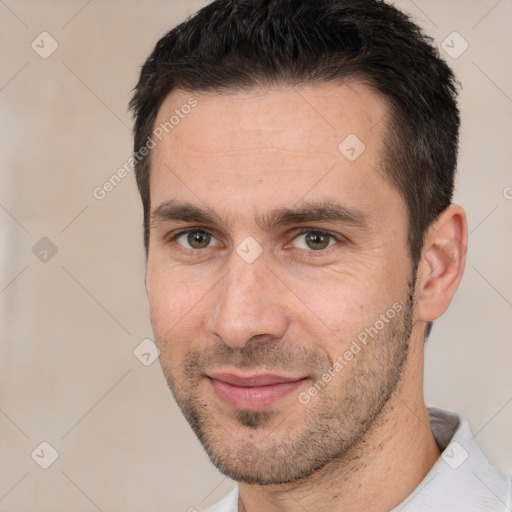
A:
[206,255,290,349]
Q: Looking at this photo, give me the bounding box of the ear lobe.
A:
[415,204,468,322]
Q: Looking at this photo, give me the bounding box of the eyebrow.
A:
[150,199,370,232]
[258,201,370,230]
[151,200,221,228]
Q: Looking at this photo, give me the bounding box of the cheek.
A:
[294,267,405,357]
[146,260,205,343]
[303,284,373,349]
[147,273,206,379]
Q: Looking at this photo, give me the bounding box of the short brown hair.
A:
[129,0,460,269]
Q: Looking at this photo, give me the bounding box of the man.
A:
[129,0,511,510]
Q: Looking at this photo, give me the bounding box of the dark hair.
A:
[130,0,460,271]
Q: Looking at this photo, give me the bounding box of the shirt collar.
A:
[391,407,511,511]
[204,408,511,512]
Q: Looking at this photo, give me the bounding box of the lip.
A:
[207,371,308,410]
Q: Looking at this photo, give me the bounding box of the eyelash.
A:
[289,228,341,252]
[167,228,344,254]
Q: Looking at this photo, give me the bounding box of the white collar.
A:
[203,408,512,512]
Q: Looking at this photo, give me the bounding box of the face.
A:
[146,82,417,485]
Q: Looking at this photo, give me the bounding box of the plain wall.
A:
[1,1,511,511]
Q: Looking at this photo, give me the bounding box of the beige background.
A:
[1,1,511,511]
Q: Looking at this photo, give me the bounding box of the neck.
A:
[237,337,441,512]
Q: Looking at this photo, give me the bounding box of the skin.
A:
[145,81,468,512]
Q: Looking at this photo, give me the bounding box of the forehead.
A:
[154,80,387,153]
[149,81,400,221]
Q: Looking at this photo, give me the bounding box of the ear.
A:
[415,204,468,322]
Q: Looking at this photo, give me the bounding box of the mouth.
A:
[206,371,309,410]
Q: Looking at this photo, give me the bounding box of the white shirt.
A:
[202,407,512,512]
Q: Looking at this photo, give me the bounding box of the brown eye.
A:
[305,231,331,250]
[175,230,217,249]
[188,231,211,248]
[293,230,337,251]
